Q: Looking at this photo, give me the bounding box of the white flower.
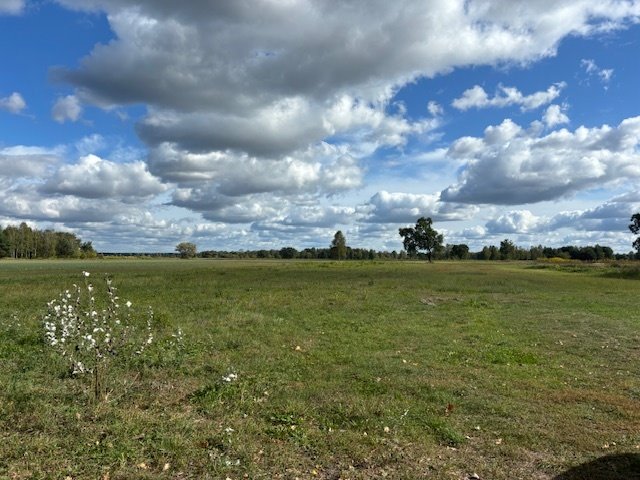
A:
[222,372,238,383]
[82,271,90,277]
[126,301,132,308]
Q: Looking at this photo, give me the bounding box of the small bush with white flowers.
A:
[42,271,156,401]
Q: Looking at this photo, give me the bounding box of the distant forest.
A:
[197,241,632,261]
[0,223,96,259]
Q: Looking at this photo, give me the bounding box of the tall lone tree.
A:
[175,242,197,259]
[630,213,640,256]
[330,230,347,260]
[399,217,443,262]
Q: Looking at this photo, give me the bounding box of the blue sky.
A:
[1,0,640,253]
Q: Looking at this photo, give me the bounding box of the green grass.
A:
[0,259,639,479]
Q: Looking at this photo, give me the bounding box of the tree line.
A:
[0,223,96,259]
[193,242,625,261]
[187,215,640,261]
[188,241,626,261]
[198,245,384,260]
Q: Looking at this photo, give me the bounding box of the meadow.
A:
[0,259,638,479]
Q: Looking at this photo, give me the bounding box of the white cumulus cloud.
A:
[40,154,167,201]
[0,184,137,223]
[0,145,61,178]
[548,194,640,232]
[486,210,546,234]
[452,83,566,111]
[543,104,570,128]
[441,116,640,205]
[0,92,26,114]
[52,95,82,123]
[427,101,444,117]
[361,190,478,224]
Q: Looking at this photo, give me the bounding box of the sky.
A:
[1,0,640,253]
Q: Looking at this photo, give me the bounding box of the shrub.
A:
[42,271,154,401]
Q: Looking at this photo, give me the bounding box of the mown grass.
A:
[0,259,638,479]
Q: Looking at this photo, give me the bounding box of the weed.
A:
[42,272,157,402]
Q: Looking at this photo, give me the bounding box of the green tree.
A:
[18,222,34,258]
[0,228,9,258]
[175,242,197,259]
[55,232,81,258]
[601,245,614,259]
[279,247,298,259]
[32,229,56,258]
[529,245,544,260]
[330,230,347,260]
[578,246,597,261]
[499,239,516,260]
[81,241,97,258]
[630,213,640,255]
[398,217,443,262]
[450,244,470,260]
[478,246,491,260]
[4,225,18,258]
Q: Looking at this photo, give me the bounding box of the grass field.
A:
[1,259,639,479]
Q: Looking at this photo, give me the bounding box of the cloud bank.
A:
[441,116,640,205]
[48,0,640,220]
